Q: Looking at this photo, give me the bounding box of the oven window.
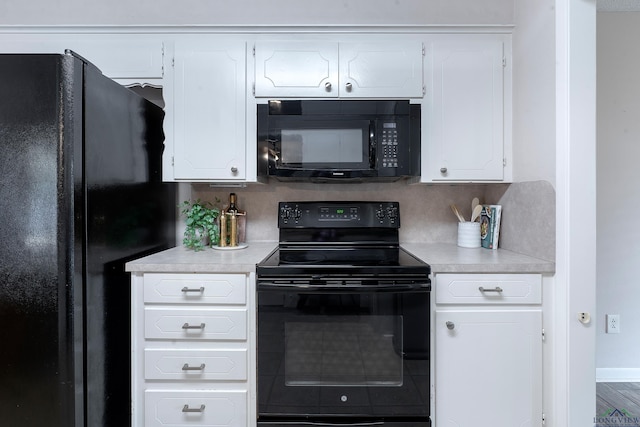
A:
[285,315,402,387]
[281,128,364,165]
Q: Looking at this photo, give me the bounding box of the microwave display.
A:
[258,100,420,182]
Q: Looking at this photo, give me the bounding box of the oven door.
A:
[257,282,430,425]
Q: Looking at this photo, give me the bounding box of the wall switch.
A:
[606,314,621,334]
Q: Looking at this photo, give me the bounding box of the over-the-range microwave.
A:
[257,99,420,182]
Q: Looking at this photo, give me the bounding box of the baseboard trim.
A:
[596,368,640,382]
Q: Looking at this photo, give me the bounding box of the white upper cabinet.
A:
[169,38,248,181]
[0,35,164,82]
[422,34,512,182]
[254,39,424,98]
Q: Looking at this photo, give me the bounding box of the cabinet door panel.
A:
[426,37,505,181]
[340,41,423,98]
[254,41,339,97]
[173,41,246,180]
[435,309,542,427]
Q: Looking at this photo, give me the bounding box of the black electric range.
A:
[256,201,432,427]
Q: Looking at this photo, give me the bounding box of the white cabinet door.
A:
[172,40,247,180]
[254,39,423,98]
[339,41,424,98]
[254,41,339,97]
[425,37,507,181]
[0,34,164,81]
[434,309,542,427]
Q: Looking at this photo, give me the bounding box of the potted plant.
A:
[179,199,221,251]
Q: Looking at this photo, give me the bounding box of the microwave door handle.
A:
[369,122,376,168]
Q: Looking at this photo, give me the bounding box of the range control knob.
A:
[376,208,386,220]
[293,208,302,220]
[387,206,399,222]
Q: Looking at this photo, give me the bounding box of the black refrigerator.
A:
[0,52,176,427]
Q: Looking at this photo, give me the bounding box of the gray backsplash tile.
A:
[189,180,554,261]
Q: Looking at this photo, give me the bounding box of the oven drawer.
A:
[144,349,247,381]
[435,273,541,304]
[143,273,246,305]
[145,390,247,427]
[144,308,247,340]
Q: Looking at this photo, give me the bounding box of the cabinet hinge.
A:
[422,42,425,56]
[422,85,426,96]
[252,82,256,96]
[252,45,256,57]
[542,413,546,424]
[161,43,165,77]
[172,56,175,68]
[503,158,507,167]
[502,56,507,68]
[171,156,174,167]
[542,329,546,341]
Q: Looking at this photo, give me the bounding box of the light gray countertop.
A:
[401,243,555,274]
[125,242,555,274]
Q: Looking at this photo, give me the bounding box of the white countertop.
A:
[125,242,555,274]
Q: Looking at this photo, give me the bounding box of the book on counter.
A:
[480,204,502,250]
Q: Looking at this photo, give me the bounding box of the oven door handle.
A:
[259,422,385,426]
[257,282,430,292]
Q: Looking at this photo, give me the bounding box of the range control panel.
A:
[278,201,400,228]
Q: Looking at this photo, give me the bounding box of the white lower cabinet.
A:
[434,274,542,427]
[132,272,256,427]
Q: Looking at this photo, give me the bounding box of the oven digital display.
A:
[319,206,358,220]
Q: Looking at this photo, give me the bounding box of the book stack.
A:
[480,204,502,250]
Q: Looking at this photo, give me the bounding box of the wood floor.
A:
[597,382,640,420]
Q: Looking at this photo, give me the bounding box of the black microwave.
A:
[257,99,420,182]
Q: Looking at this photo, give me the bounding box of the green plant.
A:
[179,199,221,251]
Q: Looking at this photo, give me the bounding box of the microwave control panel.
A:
[380,122,399,169]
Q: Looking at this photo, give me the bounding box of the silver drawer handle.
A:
[182,404,205,413]
[181,286,205,293]
[182,363,206,371]
[479,286,503,293]
[182,323,205,330]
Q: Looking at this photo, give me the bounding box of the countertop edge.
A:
[125,242,556,275]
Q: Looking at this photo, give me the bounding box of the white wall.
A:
[512,0,557,186]
[0,0,513,26]
[596,11,640,380]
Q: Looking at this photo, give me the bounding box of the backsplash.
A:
[187,180,555,261]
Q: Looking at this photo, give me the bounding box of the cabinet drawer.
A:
[143,273,246,305]
[435,274,541,304]
[145,390,247,427]
[144,308,247,340]
[144,349,247,381]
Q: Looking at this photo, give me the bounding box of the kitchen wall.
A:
[0,0,514,26]
[596,11,640,381]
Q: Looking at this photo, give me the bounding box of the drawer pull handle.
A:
[182,404,205,413]
[182,363,206,371]
[181,286,205,293]
[182,323,206,330]
[479,286,503,293]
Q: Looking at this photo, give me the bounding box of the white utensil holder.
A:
[457,222,481,248]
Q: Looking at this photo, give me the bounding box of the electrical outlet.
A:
[606,314,621,334]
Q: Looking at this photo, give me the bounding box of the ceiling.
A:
[598,0,640,11]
